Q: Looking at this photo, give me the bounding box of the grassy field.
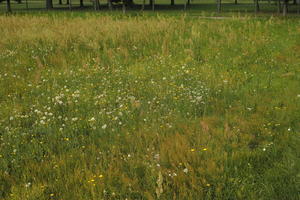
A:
[0,13,300,200]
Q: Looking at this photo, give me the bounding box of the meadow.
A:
[0,13,300,199]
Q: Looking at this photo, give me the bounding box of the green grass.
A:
[0,13,300,199]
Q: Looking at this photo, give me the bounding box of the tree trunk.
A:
[17,0,21,4]
[46,0,53,9]
[142,0,145,10]
[171,0,174,5]
[58,0,62,4]
[66,0,69,4]
[152,0,155,10]
[108,0,112,10]
[6,0,12,12]
[293,0,296,4]
[122,0,126,13]
[187,0,190,5]
[282,0,288,16]
[126,0,133,6]
[235,0,237,4]
[94,0,100,10]
[149,0,153,6]
[254,0,259,13]
[217,0,221,12]
[69,0,72,10]
[277,0,281,13]
[80,0,84,7]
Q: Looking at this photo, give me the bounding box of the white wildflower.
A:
[102,124,107,129]
[72,117,78,122]
[89,117,96,122]
[25,182,31,188]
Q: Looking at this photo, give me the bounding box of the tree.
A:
[171,0,174,5]
[6,0,11,12]
[282,0,288,16]
[152,0,155,10]
[94,0,100,10]
[46,0,53,9]
[122,0,125,13]
[69,0,72,10]
[125,0,133,6]
[141,0,145,10]
[108,0,112,10]
[217,0,221,12]
[80,0,84,7]
[277,0,281,13]
[254,0,260,13]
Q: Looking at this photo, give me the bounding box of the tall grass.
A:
[0,14,299,199]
